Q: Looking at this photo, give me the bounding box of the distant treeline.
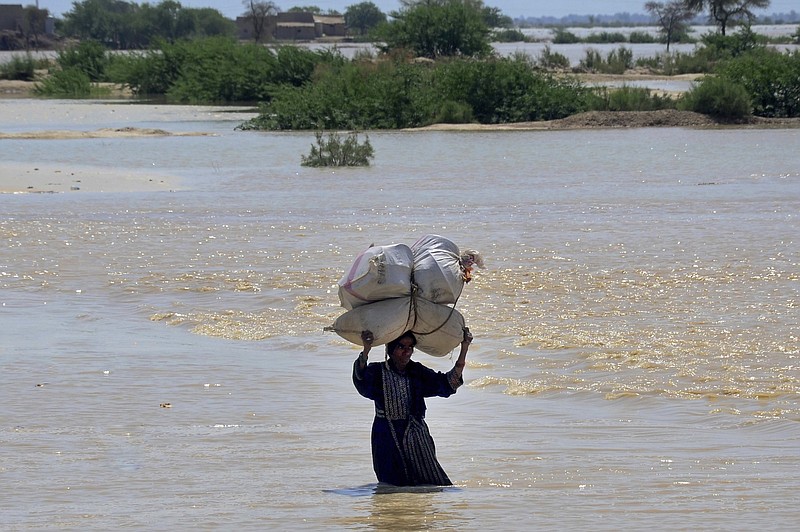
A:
[515,11,800,27]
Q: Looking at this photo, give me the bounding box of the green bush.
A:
[715,48,800,118]
[672,49,716,74]
[378,0,492,58]
[243,59,430,130]
[32,66,110,97]
[678,76,752,120]
[699,27,761,61]
[537,45,570,70]
[629,31,657,44]
[56,40,111,82]
[301,131,374,167]
[241,55,594,130]
[107,38,340,102]
[635,29,768,76]
[0,54,37,81]
[429,57,591,123]
[552,28,579,44]
[492,28,527,42]
[165,38,279,103]
[584,31,627,44]
[434,100,474,123]
[592,85,677,112]
[106,49,176,95]
[579,46,633,74]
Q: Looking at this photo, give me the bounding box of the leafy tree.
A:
[646,1,694,51]
[399,0,510,28]
[683,0,770,35]
[242,0,279,42]
[287,5,322,13]
[135,0,195,43]
[60,0,137,48]
[480,5,512,28]
[192,8,237,38]
[344,2,386,36]
[60,0,233,48]
[380,0,492,59]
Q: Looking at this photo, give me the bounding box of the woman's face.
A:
[391,338,415,367]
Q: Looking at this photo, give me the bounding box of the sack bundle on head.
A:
[329,235,484,357]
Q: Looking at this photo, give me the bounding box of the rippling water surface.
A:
[1,100,798,530]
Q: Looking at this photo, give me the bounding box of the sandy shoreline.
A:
[1,125,205,194]
[0,162,181,194]
[0,127,212,140]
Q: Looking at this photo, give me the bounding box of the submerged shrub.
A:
[537,45,570,70]
[579,46,633,74]
[552,28,579,44]
[492,29,526,42]
[678,76,752,120]
[584,31,627,44]
[241,55,593,130]
[629,31,657,44]
[301,131,375,167]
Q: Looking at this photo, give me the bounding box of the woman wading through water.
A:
[353,327,472,486]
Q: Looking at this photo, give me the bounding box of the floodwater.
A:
[1,99,799,530]
[3,24,798,69]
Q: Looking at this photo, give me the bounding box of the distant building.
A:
[0,3,54,33]
[314,15,346,38]
[275,12,316,41]
[0,4,23,31]
[236,11,346,42]
[235,14,277,42]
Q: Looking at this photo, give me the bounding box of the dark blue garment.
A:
[353,358,461,486]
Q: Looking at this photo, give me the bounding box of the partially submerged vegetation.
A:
[301,131,374,167]
[0,54,50,81]
[16,1,800,126]
[239,55,592,130]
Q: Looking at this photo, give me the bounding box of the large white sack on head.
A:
[338,244,413,310]
[328,296,465,357]
[330,297,413,347]
[411,234,464,304]
[409,298,465,357]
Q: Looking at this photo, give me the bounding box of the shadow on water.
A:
[324,483,460,496]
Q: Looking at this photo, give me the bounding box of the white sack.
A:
[338,244,413,310]
[329,296,464,357]
[411,234,464,304]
